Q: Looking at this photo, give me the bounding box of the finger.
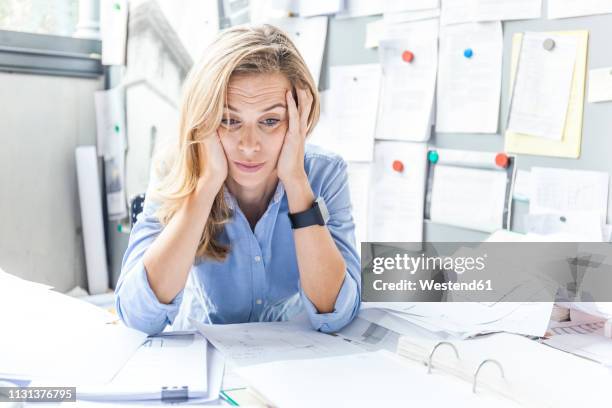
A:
[286,89,299,139]
[298,88,313,135]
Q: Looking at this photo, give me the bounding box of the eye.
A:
[220,118,240,127]
[261,118,280,127]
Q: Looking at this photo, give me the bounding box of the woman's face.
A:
[218,72,292,189]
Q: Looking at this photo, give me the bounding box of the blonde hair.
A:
[150,24,320,262]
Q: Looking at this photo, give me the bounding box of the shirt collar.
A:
[222,180,285,211]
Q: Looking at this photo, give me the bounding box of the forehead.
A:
[226,73,291,107]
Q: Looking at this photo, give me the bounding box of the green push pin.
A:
[114,124,120,134]
[113,3,121,11]
[427,150,439,164]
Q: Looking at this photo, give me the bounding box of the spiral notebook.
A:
[397,331,611,407]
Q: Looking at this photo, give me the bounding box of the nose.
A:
[238,125,261,156]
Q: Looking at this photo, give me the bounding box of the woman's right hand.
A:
[199,131,228,193]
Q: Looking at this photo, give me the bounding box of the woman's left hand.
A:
[277,87,313,185]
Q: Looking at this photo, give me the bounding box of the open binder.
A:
[397,331,610,407]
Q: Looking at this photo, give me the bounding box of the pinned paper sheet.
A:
[383,0,440,14]
[327,64,381,161]
[100,0,128,65]
[368,141,428,242]
[436,21,503,134]
[507,32,578,141]
[548,0,612,19]
[336,0,384,19]
[427,149,513,233]
[271,17,328,87]
[299,0,343,17]
[529,167,609,221]
[505,31,589,158]
[588,67,612,103]
[376,19,438,141]
[347,162,372,250]
[441,0,542,25]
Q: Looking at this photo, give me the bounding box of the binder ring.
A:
[473,359,505,393]
[427,341,460,374]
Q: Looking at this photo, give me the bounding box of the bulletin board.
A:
[320,0,612,243]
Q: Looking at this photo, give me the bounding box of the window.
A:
[0,0,79,37]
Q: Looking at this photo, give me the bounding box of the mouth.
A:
[234,161,265,173]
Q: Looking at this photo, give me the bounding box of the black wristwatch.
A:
[288,197,330,229]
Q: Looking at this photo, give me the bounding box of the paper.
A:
[525,212,604,241]
[529,167,609,221]
[504,31,589,158]
[507,32,578,141]
[191,319,363,367]
[367,141,428,242]
[236,350,519,408]
[512,169,531,201]
[429,165,508,232]
[75,147,111,295]
[94,87,128,220]
[548,0,612,19]
[100,0,128,65]
[544,333,612,364]
[346,162,372,249]
[377,19,438,141]
[270,17,327,87]
[441,0,542,25]
[76,333,208,401]
[250,0,298,23]
[336,0,384,18]
[383,7,441,24]
[326,64,381,161]
[588,66,612,103]
[436,22,502,133]
[383,0,440,13]
[0,282,147,383]
[298,0,342,16]
[365,19,384,48]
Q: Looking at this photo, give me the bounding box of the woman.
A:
[115,24,361,335]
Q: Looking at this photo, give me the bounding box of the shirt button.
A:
[256,299,262,305]
[254,255,261,262]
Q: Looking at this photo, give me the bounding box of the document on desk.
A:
[100,0,128,65]
[429,165,507,232]
[236,350,520,408]
[504,31,589,158]
[0,282,147,383]
[588,66,612,103]
[191,319,363,367]
[347,162,372,249]
[441,0,542,25]
[75,333,216,401]
[376,19,438,141]
[271,17,327,87]
[548,0,612,19]
[367,141,427,242]
[507,32,578,141]
[436,21,502,133]
[327,64,381,161]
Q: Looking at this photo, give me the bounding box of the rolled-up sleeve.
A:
[114,197,184,335]
[300,157,361,333]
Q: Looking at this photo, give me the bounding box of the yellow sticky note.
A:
[505,30,589,159]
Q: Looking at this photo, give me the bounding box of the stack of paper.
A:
[0,269,147,385]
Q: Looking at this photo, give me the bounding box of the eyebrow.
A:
[226,103,287,113]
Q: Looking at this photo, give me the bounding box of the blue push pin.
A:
[427,150,439,164]
[463,48,474,59]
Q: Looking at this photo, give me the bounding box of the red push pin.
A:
[402,50,414,63]
[392,160,404,172]
[495,153,509,168]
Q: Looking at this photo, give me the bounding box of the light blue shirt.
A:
[115,145,361,335]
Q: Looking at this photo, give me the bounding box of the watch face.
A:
[316,197,330,224]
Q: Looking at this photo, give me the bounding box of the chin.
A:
[229,167,273,188]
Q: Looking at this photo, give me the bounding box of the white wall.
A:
[0,71,103,292]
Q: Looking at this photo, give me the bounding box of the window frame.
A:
[0,29,102,78]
